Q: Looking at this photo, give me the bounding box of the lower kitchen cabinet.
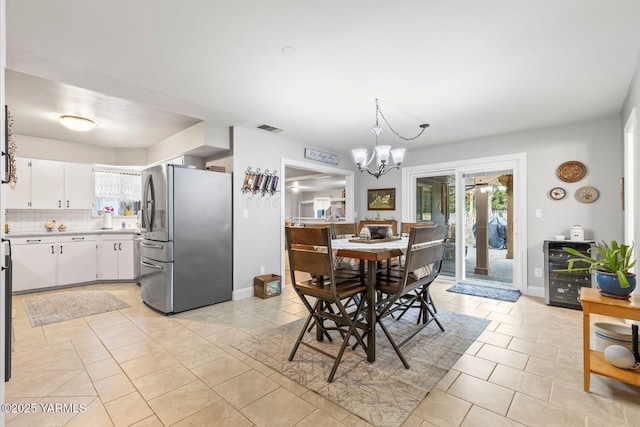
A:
[98,235,135,280]
[12,235,98,292]
[12,237,58,292]
[11,232,137,293]
[57,235,98,285]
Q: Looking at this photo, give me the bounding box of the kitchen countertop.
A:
[6,229,141,238]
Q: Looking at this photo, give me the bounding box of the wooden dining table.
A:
[333,237,408,362]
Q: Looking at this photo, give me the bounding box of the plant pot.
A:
[595,271,636,299]
[125,209,132,216]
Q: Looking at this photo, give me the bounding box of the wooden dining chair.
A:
[375,225,447,368]
[285,226,368,382]
[332,222,358,238]
[400,221,436,236]
[331,223,363,280]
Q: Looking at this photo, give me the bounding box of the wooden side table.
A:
[578,287,640,391]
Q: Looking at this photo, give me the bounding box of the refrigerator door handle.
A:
[144,174,156,232]
[1,152,11,185]
[1,238,11,270]
[140,242,164,249]
[141,260,163,270]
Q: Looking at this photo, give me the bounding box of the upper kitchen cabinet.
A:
[61,162,95,209]
[5,157,32,209]
[6,158,94,210]
[31,159,65,209]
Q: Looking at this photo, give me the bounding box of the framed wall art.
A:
[367,188,396,210]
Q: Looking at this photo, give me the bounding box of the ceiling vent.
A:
[256,124,284,133]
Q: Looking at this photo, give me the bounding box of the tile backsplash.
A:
[6,209,140,234]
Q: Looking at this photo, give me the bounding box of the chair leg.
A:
[417,290,445,331]
[289,300,319,361]
[377,317,410,369]
[328,296,366,382]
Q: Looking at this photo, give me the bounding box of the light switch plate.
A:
[242,209,249,219]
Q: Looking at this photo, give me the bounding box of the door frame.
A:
[624,108,637,276]
[402,153,528,294]
[279,158,355,287]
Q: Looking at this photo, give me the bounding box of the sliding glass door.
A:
[460,171,514,287]
[403,153,526,292]
[415,175,455,277]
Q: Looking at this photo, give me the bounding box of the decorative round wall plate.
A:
[575,186,599,203]
[557,161,587,182]
[549,187,566,200]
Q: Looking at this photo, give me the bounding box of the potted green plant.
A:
[563,240,636,298]
[125,203,133,216]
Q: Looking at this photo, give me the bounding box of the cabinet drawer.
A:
[58,234,98,243]
[100,234,135,241]
[10,236,57,245]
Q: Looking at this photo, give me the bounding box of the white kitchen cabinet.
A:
[99,234,135,280]
[57,235,98,285]
[5,157,33,209]
[63,163,94,209]
[31,158,65,209]
[11,158,94,210]
[11,236,58,292]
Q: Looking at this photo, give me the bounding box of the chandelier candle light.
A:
[352,99,429,179]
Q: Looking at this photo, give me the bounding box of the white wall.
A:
[231,126,354,298]
[15,121,230,168]
[359,116,623,291]
[13,135,132,165]
[146,121,229,165]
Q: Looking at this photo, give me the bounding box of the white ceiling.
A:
[5,1,640,153]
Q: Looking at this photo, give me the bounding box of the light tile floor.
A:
[5,280,640,426]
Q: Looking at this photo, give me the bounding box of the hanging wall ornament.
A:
[270,171,279,195]
[242,167,254,193]
[4,106,18,189]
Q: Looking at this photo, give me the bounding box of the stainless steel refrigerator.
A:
[140,164,232,314]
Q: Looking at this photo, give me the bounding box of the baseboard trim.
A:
[233,286,254,300]
[526,286,545,298]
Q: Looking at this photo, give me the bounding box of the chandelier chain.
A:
[377,107,428,141]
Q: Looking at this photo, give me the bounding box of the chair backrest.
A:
[333,222,358,238]
[401,221,436,236]
[401,225,448,291]
[285,226,335,280]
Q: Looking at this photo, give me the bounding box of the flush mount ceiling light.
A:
[58,115,97,132]
[352,99,429,179]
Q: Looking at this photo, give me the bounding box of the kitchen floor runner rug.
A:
[23,290,131,327]
[447,282,521,302]
[235,309,489,427]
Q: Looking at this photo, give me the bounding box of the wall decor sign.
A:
[557,161,586,183]
[304,148,339,165]
[367,188,396,210]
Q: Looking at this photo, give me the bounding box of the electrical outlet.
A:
[534,267,543,277]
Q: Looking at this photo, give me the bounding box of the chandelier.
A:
[352,99,429,179]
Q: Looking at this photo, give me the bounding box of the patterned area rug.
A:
[23,290,131,327]
[235,309,489,427]
[447,282,521,302]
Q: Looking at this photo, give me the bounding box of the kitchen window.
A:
[94,169,141,216]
